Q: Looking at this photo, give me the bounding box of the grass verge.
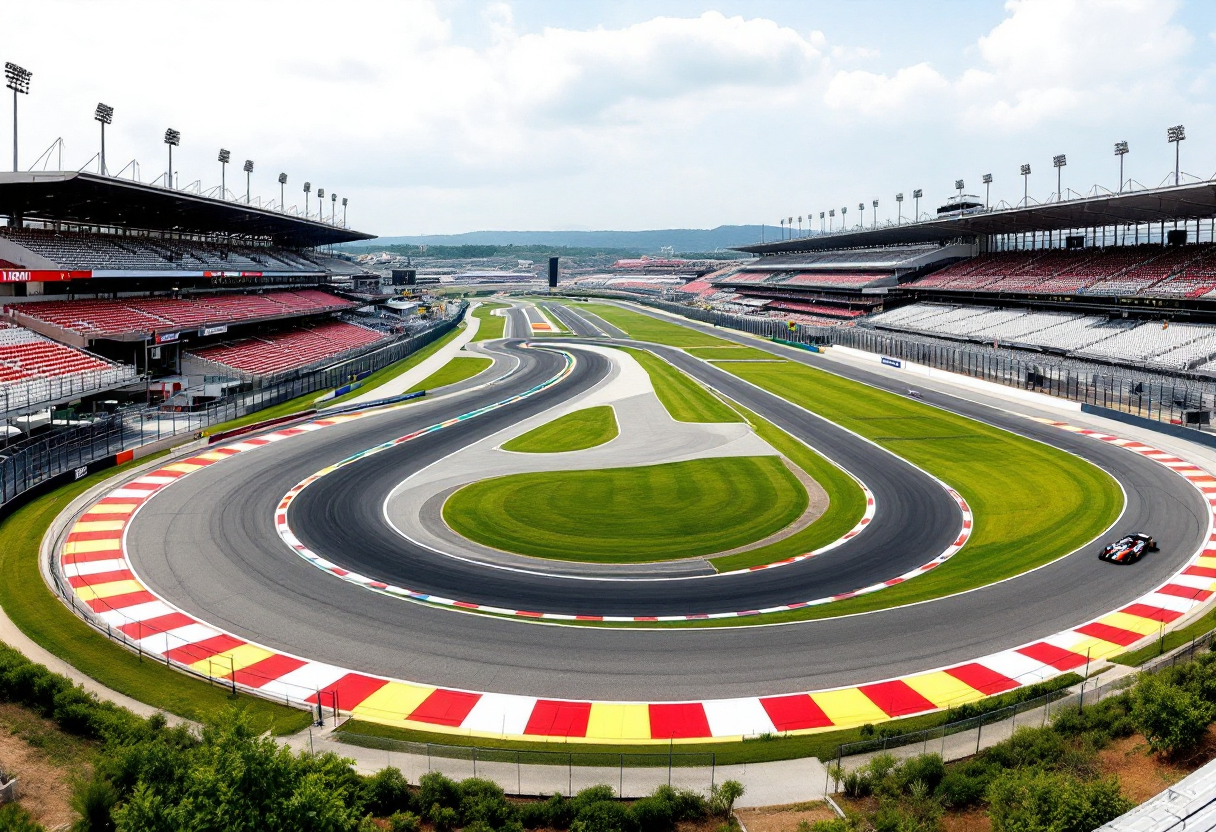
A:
[406,356,491,394]
[335,675,1080,764]
[501,406,619,453]
[575,302,732,348]
[621,347,741,423]
[0,458,313,735]
[443,456,808,563]
[201,323,465,436]
[1111,610,1216,666]
[686,346,783,361]
[472,302,509,342]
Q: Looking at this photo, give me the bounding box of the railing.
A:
[334,731,717,797]
[0,308,464,512]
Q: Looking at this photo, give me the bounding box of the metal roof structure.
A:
[737,180,1216,255]
[0,171,374,248]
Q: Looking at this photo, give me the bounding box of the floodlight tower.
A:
[1020,164,1031,206]
[895,193,904,224]
[243,159,254,203]
[317,188,325,221]
[819,211,824,234]
[5,62,32,172]
[982,173,993,208]
[912,189,923,221]
[841,205,847,228]
[94,103,113,176]
[1053,154,1066,202]
[955,179,964,201]
[162,129,180,189]
[797,215,802,236]
[858,202,865,229]
[341,197,348,227]
[1114,141,1128,193]
[779,217,784,239]
[1167,124,1185,186]
[828,209,834,231]
[331,192,337,224]
[218,149,231,199]
[278,172,287,212]
[303,181,311,216]
[872,199,879,229]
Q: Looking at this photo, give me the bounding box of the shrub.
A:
[571,785,617,814]
[1052,693,1135,743]
[709,780,744,817]
[571,800,635,832]
[70,771,118,832]
[987,769,1132,832]
[936,767,989,809]
[892,754,944,796]
[388,811,422,832]
[418,771,461,812]
[1132,673,1214,756]
[981,726,1068,770]
[458,778,518,830]
[630,795,677,832]
[0,803,46,832]
[362,767,412,816]
[429,804,460,832]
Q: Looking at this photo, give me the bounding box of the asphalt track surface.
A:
[123,302,1210,700]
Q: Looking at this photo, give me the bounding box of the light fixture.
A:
[94,103,114,176]
[304,181,311,216]
[218,149,231,200]
[982,173,993,208]
[1114,141,1128,193]
[912,188,923,222]
[243,159,254,204]
[163,128,180,190]
[1020,164,1031,207]
[1053,154,1066,203]
[5,62,32,172]
[278,172,287,213]
[1168,125,1185,187]
[895,193,904,225]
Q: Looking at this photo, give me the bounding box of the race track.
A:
[112,301,1209,702]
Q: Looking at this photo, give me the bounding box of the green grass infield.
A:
[0,458,312,735]
[407,355,492,394]
[472,302,509,342]
[573,302,732,348]
[621,347,741,423]
[443,456,809,563]
[501,406,619,453]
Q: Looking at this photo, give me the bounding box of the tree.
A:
[1132,673,1214,756]
[988,769,1132,832]
[709,780,745,818]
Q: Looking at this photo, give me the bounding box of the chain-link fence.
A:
[829,629,1216,782]
[333,731,718,797]
[1,309,463,511]
[560,292,1216,434]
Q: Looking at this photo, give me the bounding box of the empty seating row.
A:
[185,321,386,376]
[6,291,356,337]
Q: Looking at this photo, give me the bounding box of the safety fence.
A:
[0,309,462,511]
[830,630,1216,778]
[334,731,718,797]
[559,291,1216,433]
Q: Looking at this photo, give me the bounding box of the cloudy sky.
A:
[3,0,1214,236]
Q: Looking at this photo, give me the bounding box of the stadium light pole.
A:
[779,217,784,239]
[278,172,287,212]
[1053,154,1066,202]
[828,209,834,231]
[317,188,325,221]
[1167,125,1185,187]
[1114,141,1128,193]
[982,173,993,208]
[218,149,230,199]
[797,215,802,236]
[331,192,337,225]
[303,181,311,217]
[342,197,347,228]
[243,159,254,203]
[912,189,922,222]
[94,103,113,176]
[1020,164,1031,207]
[5,63,31,172]
[895,193,903,225]
[954,179,964,202]
[819,211,824,233]
[163,129,180,189]
[872,199,879,229]
[841,205,847,229]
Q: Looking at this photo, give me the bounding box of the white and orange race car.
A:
[1099,533,1157,564]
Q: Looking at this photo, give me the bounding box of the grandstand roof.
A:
[0,172,375,247]
[738,180,1216,255]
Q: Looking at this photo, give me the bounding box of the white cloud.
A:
[824,63,949,117]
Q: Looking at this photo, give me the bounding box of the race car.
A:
[1099,533,1157,564]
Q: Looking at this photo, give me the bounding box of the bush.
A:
[70,770,118,832]
[892,754,944,796]
[987,769,1132,832]
[0,803,46,832]
[571,785,617,815]
[936,766,990,809]
[981,726,1068,771]
[362,767,412,816]
[630,795,676,832]
[458,778,518,830]
[418,771,461,812]
[388,811,422,832]
[429,804,460,832]
[709,780,744,817]
[1052,694,1136,744]
[571,800,635,832]
[1132,673,1214,756]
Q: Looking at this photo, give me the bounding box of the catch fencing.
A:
[0,309,462,512]
[830,629,1216,783]
[333,731,718,797]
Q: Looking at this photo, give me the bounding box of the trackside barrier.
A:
[1,310,465,513]
[829,631,1216,786]
[334,731,717,797]
[206,410,319,444]
[317,390,426,418]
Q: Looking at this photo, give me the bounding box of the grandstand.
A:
[0,170,380,424]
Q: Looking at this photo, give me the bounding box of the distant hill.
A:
[344,226,776,253]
